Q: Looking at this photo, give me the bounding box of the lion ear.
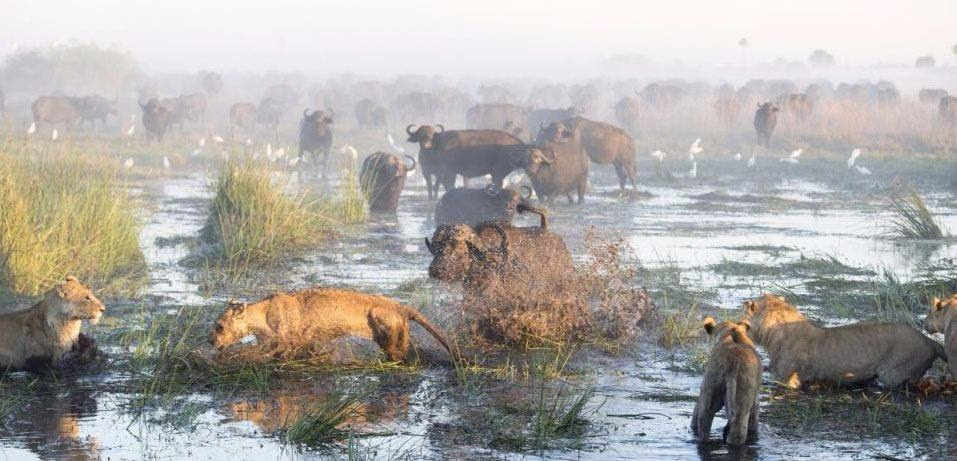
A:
[702,317,717,335]
[743,300,756,314]
[737,319,751,332]
[65,275,78,282]
[933,297,943,311]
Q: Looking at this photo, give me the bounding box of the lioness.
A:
[209,288,458,363]
[692,317,761,446]
[924,295,956,377]
[742,294,945,388]
[0,276,105,372]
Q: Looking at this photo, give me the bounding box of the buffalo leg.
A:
[614,163,627,191]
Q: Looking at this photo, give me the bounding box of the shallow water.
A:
[1,159,955,460]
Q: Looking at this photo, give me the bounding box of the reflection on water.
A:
[1,165,954,460]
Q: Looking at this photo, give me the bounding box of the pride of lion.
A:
[2,275,952,448]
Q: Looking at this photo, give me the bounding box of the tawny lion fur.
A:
[209,288,457,363]
[741,294,946,388]
[0,276,105,371]
[924,294,956,378]
[691,317,762,446]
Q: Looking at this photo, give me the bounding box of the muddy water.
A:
[1,160,955,460]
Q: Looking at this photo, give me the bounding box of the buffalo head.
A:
[425,223,507,281]
[406,124,443,149]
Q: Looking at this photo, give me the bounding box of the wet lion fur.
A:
[209,288,458,363]
[924,294,957,378]
[0,276,105,372]
[691,317,761,446]
[741,294,946,388]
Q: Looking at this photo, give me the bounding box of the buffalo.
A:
[257,97,284,141]
[32,96,81,128]
[199,71,223,96]
[392,92,436,121]
[875,88,901,109]
[406,125,524,199]
[160,93,207,130]
[263,84,299,107]
[536,117,637,192]
[614,97,641,132]
[354,98,387,130]
[424,217,573,291]
[941,96,957,125]
[526,107,578,136]
[434,185,535,228]
[466,103,527,131]
[527,139,589,204]
[229,102,257,137]
[919,88,948,105]
[299,108,335,178]
[753,102,780,149]
[359,152,416,213]
[440,143,553,191]
[73,95,117,130]
[139,98,175,142]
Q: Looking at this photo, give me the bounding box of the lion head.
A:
[924,294,957,334]
[43,276,105,325]
[703,316,752,347]
[740,294,804,341]
[209,300,250,349]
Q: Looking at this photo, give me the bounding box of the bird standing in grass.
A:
[689,161,697,179]
[747,154,756,168]
[27,122,36,135]
[688,138,702,162]
[162,156,171,169]
[847,148,861,168]
[123,158,134,170]
[51,129,58,141]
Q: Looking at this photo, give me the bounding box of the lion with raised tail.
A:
[692,317,761,446]
[209,288,460,364]
[924,295,956,378]
[741,294,945,389]
[0,276,105,372]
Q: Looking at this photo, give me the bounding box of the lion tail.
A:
[404,306,468,365]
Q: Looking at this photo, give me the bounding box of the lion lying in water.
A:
[209,288,458,363]
[924,294,956,378]
[0,276,105,372]
[741,294,946,388]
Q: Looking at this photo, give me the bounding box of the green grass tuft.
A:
[887,184,948,239]
[0,149,146,296]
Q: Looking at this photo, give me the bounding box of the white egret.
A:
[27,122,36,135]
[123,158,134,170]
[779,149,801,164]
[847,148,861,168]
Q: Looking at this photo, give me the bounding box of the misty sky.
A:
[2,0,954,77]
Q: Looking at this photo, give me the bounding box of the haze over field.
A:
[2,0,956,77]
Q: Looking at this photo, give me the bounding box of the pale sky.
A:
[1,0,954,77]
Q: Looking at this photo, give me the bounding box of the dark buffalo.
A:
[639,83,685,110]
[526,107,578,136]
[424,218,573,290]
[359,152,416,213]
[139,98,174,142]
[466,103,527,130]
[175,92,208,126]
[941,96,957,125]
[199,71,223,96]
[753,102,780,148]
[299,108,335,178]
[434,185,534,228]
[536,117,637,191]
[406,125,524,199]
[73,95,117,130]
[441,143,553,190]
[502,120,530,142]
[614,97,641,132]
[393,92,436,121]
[32,96,81,127]
[876,88,901,109]
[527,139,589,204]
[354,98,387,130]
[256,97,284,140]
[229,102,257,137]
[919,88,948,105]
